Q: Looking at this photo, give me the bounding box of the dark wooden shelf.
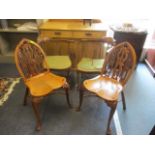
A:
[0,19,39,63]
[0,28,38,33]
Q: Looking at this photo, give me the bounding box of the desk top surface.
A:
[39,21,107,32]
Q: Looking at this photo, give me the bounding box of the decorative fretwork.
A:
[15,39,49,80]
[101,42,136,85]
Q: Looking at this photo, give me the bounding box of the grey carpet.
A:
[1,63,155,135]
[117,63,155,134]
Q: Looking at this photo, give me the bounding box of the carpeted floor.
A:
[117,63,155,134]
[0,64,116,135]
[1,63,155,135]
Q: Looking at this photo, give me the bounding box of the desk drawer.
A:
[72,31,106,38]
[40,30,72,38]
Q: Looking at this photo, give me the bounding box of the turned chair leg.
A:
[121,91,126,110]
[76,84,84,111]
[106,102,117,135]
[31,97,42,131]
[23,87,29,106]
[64,86,72,109]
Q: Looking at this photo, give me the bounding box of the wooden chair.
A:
[14,38,72,131]
[37,37,72,78]
[77,37,115,85]
[77,42,136,134]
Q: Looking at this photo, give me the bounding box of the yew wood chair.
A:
[14,39,72,131]
[37,37,72,79]
[77,42,136,134]
[77,37,115,85]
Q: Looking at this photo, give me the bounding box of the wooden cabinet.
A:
[38,20,107,68]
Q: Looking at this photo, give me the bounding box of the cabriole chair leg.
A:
[106,102,117,135]
[31,97,42,131]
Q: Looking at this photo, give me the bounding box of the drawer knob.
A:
[54,32,61,35]
[85,32,92,36]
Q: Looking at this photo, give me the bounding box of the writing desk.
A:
[38,20,107,68]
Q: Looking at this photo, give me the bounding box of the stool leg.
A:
[76,72,81,90]
[64,85,72,109]
[76,84,84,111]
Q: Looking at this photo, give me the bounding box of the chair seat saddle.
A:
[26,71,66,97]
[84,75,123,101]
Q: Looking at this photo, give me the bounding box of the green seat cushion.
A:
[46,56,71,70]
[77,58,104,72]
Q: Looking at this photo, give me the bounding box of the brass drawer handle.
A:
[85,32,92,36]
[54,32,61,35]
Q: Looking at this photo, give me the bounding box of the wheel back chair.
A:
[14,39,72,131]
[77,42,136,134]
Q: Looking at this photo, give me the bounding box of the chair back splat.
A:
[101,42,136,85]
[15,39,49,80]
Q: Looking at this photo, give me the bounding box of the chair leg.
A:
[31,97,42,131]
[76,84,84,111]
[66,69,70,81]
[64,85,72,109]
[121,91,126,110]
[106,102,117,135]
[23,87,29,106]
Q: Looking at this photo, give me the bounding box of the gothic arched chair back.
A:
[15,39,49,80]
[101,42,136,86]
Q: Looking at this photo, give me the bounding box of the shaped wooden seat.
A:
[77,42,136,134]
[14,39,71,131]
[25,72,66,97]
[84,75,123,101]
